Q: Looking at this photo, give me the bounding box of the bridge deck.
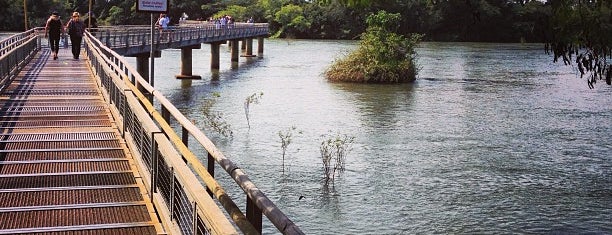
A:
[0,49,163,234]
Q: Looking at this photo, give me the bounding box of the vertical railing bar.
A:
[150,132,162,202]
[192,201,198,235]
[121,90,130,138]
[206,151,214,197]
[181,126,189,147]
[246,196,263,233]
[207,152,215,178]
[170,166,175,220]
[162,106,170,124]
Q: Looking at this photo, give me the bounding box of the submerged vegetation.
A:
[199,92,233,138]
[320,132,354,186]
[244,92,263,129]
[278,126,302,173]
[325,11,421,83]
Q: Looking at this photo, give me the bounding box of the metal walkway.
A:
[0,48,162,234]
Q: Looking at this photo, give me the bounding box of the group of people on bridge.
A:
[207,15,255,29]
[44,11,95,60]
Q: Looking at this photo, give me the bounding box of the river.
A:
[128,40,611,234]
[4,32,608,233]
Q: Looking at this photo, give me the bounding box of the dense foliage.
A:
[546,0,611,88]
[1,0,554,42]
[325,11,421,83]
[2,0,608,87]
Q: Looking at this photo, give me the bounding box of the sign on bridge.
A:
[137,0,168,13]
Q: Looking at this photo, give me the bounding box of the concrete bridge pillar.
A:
[211,42,221,71]
[135,51,161,83]
[245,38,254,57]
[231,39,240,63]
[176,45,202,79]
[136,56,149,81]
[241,39,246,50]
[257,37,264,57]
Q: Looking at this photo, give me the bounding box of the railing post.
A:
[181,126,189,147]
[150,132,162,203]
[207,152,214,177]
[105,30,110,46]
[124,31,129,48]
[121,90,130,138]
[192,201,198,235]
[170,166,175,219]
[246,196,263,233]
[207,152,214,197]
[181,126,189,164]
[161,106,170,123]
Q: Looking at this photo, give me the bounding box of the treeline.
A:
[2,0,552,43]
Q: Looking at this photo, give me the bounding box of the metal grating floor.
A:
[0,49,161,234]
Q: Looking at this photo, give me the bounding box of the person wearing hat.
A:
[65,12,85,59]
[45,12,63,60]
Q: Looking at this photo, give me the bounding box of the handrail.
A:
[0,28,41,91]
[83,27,302,235]
[94,23,269,56]
[84,30,240,235]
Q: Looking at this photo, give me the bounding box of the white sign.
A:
[137,0,168,12]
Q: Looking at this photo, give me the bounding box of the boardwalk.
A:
[1,28,303,235]
[0,48,162,234]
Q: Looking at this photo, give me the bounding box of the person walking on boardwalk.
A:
[156,13,170,30]
[44,12,63,60]
[156,13,170,40]
[65,12,85,59]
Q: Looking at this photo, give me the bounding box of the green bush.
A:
[325,10,421,83]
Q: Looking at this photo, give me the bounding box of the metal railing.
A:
[83,28,303,235]
[95,23,269,56]
[0,29,41,91]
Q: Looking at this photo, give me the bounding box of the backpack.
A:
[68,21,76,35]
[68,20,83,37]
[47,19,62,36]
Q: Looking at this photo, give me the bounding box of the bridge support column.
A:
[241,39,247,50]
[136,56,149,81]
[246,38,254,57]
[257,37,264,57]
[176,45,202,79]
[230,39,240,63]
[211,42,221,71]
[134,51,161,83]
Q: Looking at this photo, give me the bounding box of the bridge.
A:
[95,22,269,80]
[0,24,302,235]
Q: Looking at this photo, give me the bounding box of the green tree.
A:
[303,1,366,39]
[316,0,373,8]
[215,5,248,20]
[510,0,550,42]
[106,6,126,25]
[0,0,61,31]
[325,10,421,83]
[546,0,611,87]
[273,4,311,37]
